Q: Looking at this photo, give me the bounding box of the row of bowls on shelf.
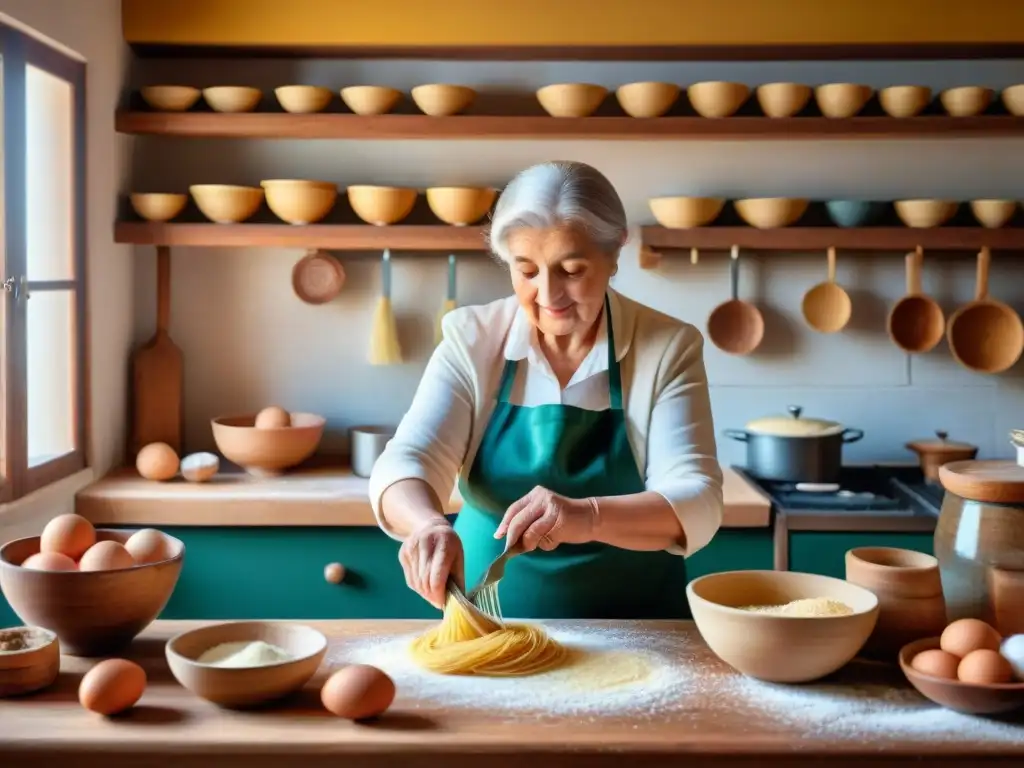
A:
[649,196,1024,230]
[139,81,1024,119]
[130,183,497,227]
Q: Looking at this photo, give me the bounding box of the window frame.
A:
[0,21,88,502]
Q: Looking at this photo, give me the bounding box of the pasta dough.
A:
[409,592,569,677]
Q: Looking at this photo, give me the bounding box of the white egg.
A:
[1001,634,1024,681]
[180,452,219,482]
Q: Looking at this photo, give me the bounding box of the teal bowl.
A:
[826,200,885,227]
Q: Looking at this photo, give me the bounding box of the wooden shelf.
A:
[114,222,488,250]
[114,111,1024,141]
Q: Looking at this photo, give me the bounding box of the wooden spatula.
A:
[130,246,183,457]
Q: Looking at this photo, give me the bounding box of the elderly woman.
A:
[369,160,722,620]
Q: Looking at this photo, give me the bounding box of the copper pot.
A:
[905,430,978,482]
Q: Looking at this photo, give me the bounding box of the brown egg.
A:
[910,648,960,680]
[21,551,78,571]
[40,513,96,560]
[321,664,396,720]
[940,618,1002,657]
[136,442,180,481]
[79,658,147,715]
[125,529,174,565]
[255,405,291,429]
[79,540,136,572]
[957,649,1014,685]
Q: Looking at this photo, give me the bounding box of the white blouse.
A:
[368,289,724,557]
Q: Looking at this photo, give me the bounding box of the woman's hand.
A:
[495,486,598,552]
[398,519,464,610]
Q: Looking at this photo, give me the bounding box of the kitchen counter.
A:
[75,466,771,528]
[2,620,1021,768]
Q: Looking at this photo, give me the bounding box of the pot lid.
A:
[906,430,979,455]
[939,435,1024,504]
[745,405,845,437]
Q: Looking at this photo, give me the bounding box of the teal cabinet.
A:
[0,594,17,628]
[788,531,935,579]
[687,529,774,579]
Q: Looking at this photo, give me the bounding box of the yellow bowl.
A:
[815,83,873,118]
[130,193,188,222]
[648,196,725,228]
[734,198,809,229]
[615,81,680,118]
[425,186,497,226]
[411,84,476,116]
[1001,84,1024,116]
[940,86,993,117]
[536,83,608,118]
[969,199,1016,228]
[879,85,932,118]
[260,180,338,225]
[347,185,418,226]
[202,86,262,113]
[687,81,750,118]
[274,85,333,114]
[755,82,812,118]
[340,85,402,116]
[141,85,201,112]
[894,199,959,228]
[190,185,265,224]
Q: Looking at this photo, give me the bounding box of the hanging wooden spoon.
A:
[802,246,852,333]
[707,245,765,355]
[887,246,945,354]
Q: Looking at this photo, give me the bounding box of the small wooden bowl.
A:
[536,83,608,118]
[899,637,1024,715]
[292,250,346,305]
[340,85,402,116]
[879,85,932,118]
[1000,84,1024,116]
[734,198,809,229]
[687,81,750,118]
[202,86,262,113]
[411,84,476,116]
[649,196,726,228]
[190,185,265,224]
[347,185,418,226]
[970,199,1017,229]
[425,186,496,226]
[814,83,873,118]
[166,621,327,708]
[274,85,333,114]
[755,82,811,118]
[140,85,201,112]
[0,627,59,697]
[261,179,338,225]
[940,86,993,117]
[894,199,959,228]
[615,81,680,118]
[130,193,188,222]
[211,412,326,477]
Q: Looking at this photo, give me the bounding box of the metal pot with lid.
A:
[724,405,864,483]
[934,434,1024,635]
[905,430,979,482]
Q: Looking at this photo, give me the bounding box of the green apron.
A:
[454,296,690,620]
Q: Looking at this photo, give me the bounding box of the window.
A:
[0,22,86,502]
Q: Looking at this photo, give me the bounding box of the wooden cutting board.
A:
[130,246,183,456]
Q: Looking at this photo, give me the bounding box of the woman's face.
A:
[506,223,617,339]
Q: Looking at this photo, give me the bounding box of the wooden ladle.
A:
[802,246,852,333]
[947,247,1024,374]
[887,246,945,354]
[707,246,765,355]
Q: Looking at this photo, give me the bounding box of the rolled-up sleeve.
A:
[644,327,724,557]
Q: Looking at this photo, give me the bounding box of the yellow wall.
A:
[122,0,1024,47]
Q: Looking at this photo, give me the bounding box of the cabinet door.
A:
[686,529,775,580]
[0,595,18,628]
[788,531,935,579]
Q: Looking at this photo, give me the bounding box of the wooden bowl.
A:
[274,85,333,114]
[1000,84,1024,116]
[426,186,496,226]
[940,86,993,117]
[687,81,750,118]
[0,627,59,697]
[140,85,201,112]
[648,196,726,228]
[211,412,326,477]
[202,86,262,113]
[755,82,811,118]
[260,179,338,225]
[0,530,184,657]
[190,185,264,224]
[894,199,959,228]
[166,621,327,708]
[899,637,1024,715]
[734,198,809,229]
[340,85,402,116]
[130,193,188,222]
[347,185,418,226]
[411,84,476,116]
[615,81,680,118]
[814,83,873,118]
[879,85,932,118]
[536,83,608,118]
[687,570,879,683]
[970,199,1017,229]
[292,250,346,305]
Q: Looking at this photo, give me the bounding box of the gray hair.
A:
[487,161,628,264]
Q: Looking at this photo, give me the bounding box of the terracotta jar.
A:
[905,430,978,482]
[845,546,947,661]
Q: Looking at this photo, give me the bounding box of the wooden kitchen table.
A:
[2,620,1022,768]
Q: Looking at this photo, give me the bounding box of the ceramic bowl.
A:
[899,637,1024,715]
[211,412,325,476]
[340,85,402,116]
[687,81,750,118]
[688,570,879,683]
[878,85,932,118]
[190,185,264,224]
[814,83,873,118]
[347,185,418,226]
[755,82,812,118]
[260,180,338,225]
[0,531,184,656]
[970,199,1017,229]
[894,199,959,228]
[648,196,726,228]
[734,198,809,229]
[0,627,59,697]
[140,85,201,112]
[536,83,608,118]
[130,193,188,222]
[425,186,496,226]
[615,81,680,118]
[939,86,993,117]
[202,86,262,113]
[166,621,327,708]
[1000,84,1024,116]
[825,200,885,228]
[411,84,476,116]
[274,85,333,114]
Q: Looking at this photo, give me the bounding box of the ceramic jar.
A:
[845,547,947,661]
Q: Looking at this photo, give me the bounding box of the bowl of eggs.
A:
[211,406,325,477]
[0,514,183,656]
[900,618,1024,715]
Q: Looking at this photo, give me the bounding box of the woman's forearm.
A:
[379,479,449,537]
[590,491,686,551]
